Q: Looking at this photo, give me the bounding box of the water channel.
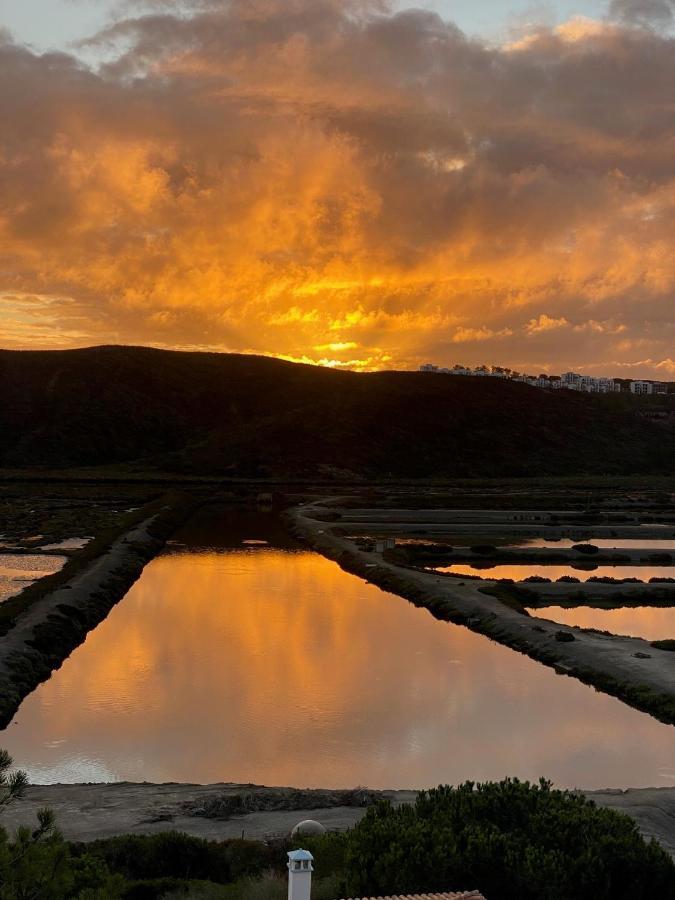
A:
[3,508,675,790]
[433,564,675,581]
[514,539,675,551]
[529,606,675,642]
[0,554,66,602]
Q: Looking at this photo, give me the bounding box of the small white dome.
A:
[291,819,326,837]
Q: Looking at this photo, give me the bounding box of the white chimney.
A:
[287,848,314,900]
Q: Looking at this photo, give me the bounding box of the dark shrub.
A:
[648,553,673,564]
[572,544,599,554]
[470,545,498,555]
[121,878,197,899]
[522,576,551,583]
[84,833,272,883]
[291,832,348,877]
[556,576,580,583]
[651,639,675,651]
[555,630,575,642]
[344,779,675,900]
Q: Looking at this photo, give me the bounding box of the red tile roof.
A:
[341,893,486,900]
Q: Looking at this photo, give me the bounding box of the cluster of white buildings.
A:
[418,364,667,395]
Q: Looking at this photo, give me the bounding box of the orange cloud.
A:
[452,326,514,343]
[525,315,569,334]
[1,3,675,377]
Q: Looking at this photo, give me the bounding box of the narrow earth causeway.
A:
[287,502,675,726]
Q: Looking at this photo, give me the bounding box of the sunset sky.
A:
[1,0,675,375]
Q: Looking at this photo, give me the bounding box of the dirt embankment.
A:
[0,492,198,728]
[286,504,675,726]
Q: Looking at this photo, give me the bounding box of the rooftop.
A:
[341,892,486,900]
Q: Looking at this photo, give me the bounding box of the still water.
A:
[434,564,675,582]
[515,538,675,551]
[529,606,675,642]
[0,554,66,602]
[3,509,675,790]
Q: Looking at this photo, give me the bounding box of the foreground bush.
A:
[77,833,275,884]
[344,778,675,900]
[0,749,119,898]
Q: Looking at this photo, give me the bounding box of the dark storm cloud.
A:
[609,0,675,26]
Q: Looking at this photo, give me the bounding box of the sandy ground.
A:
[3,783,675,855]
[589,788,675,856]
[0,783,416,843]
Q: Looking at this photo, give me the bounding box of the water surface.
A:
[3,509,675,789]
[0,554,66,602]
[433,564,675,582]
[530,606,675,642]
[515,538,675,551]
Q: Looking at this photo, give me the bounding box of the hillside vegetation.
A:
[1,346,674,478]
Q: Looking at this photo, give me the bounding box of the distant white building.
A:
[594,378,621,393]
[418,363,662,397]
[559,372,581,390]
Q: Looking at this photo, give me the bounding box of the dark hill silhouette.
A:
[1,345,673,477]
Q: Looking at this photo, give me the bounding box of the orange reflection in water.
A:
[530,606,675,642]
[3,544,675,789]
[0,554,66,602]
[438,564,675,582]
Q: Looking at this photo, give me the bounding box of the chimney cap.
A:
[288,849,314,862]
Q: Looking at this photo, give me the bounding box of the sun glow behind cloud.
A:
[1,1,675,375]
